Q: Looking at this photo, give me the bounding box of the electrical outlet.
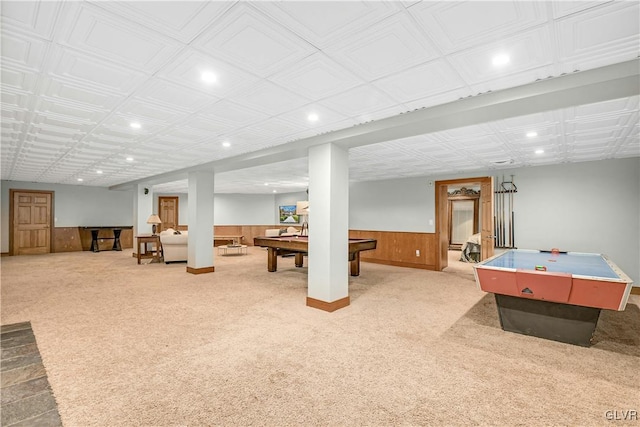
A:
[416,249,420,257]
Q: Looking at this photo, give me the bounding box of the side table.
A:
[136,235,162,264]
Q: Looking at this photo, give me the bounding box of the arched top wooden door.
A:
[435,177,493,271]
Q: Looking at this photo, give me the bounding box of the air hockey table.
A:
[473,249,634,346]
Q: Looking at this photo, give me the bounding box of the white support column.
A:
[187,170,214,274]
[307,143,349,312]
[133,184,153,238]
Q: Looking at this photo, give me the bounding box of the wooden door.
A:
[158,196,179,231]
[480,177,495,260]
[436,177,493,269]
[11,190,53,255]
[435,182,449,271]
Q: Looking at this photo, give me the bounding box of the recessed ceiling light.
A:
[308,113,319,122]
[272,189,277,193]
[130,122,141,129]
[492,54,510,67]
[535,149,545,154]
[201,71,217,84]
[526,131,538,138]
[264,183,269,186]
[222,141,231,148]
[96,170,103,174]
[77,178,83,182]
[126,157,134,162]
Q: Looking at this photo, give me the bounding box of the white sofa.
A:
[265,226,300,237]
[159,229,188,263]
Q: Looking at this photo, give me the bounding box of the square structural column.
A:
[133,184,153,238]
[307,143,349,312]
[187,170,215,274]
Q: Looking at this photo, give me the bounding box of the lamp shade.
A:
[296,201,309,215]
[146,214,162,224]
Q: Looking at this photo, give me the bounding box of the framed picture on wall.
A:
[279,205,299,223]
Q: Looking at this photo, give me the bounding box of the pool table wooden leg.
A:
[350,252,360,276]
[295,253,304,268]
[267,248,278,272]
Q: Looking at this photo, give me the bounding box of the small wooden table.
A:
[218,245,248,255]
[136,235,162,264]
[214,235,244,245]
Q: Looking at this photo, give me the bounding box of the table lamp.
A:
[296,201,309,236]
[146,214,162,235]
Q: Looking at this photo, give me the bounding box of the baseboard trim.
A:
[631,287,640,296]
[306,296,350,312]
[186,266,215,274]
[363,258,435,270]
[1,252,9,257]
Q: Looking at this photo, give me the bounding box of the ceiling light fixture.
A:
[130,122,141,129]
[491,159,514,166]
[527,131,538,138]
[126,157,134,162]
[535,149,545,154]
[222,141,231,148]
[96,170,103,174]
[77,178,83,182]
[201,71,217,84]
[272,189,277,193]
[308,113,319,122]
[492,54,510,67]
[264,183,269,186]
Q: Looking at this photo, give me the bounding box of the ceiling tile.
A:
[372,59,466,104]
[0,31,49,70]
[318,84,398,119]
[191,3,317,78]
[408,1,548,53]
[133,78,218,112]
[232,80,311,117]
[157,48,261,98]
[447,26,555,86]
[326,12,440,81]
[254,1,399,48]
[92,1,235,44]
[269,52,363,101]
[198,100,270,128]
[1,65,39,92]
[554,2,640,71]
[0,1,61,38]
[39,76,126,110]
[48,46,148,94]
[57,2,183,72]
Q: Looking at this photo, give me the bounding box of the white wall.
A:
[153,192,306,226]
[214,194,277,225]
[350,177,435,232]
[348,158,640,285]
[1,180,133,252]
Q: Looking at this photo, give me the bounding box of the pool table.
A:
[473,249,634,346]
[253,236,377,276]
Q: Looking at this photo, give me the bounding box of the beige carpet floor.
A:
[1,248,638,426]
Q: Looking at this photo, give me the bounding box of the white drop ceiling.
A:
[1,1,638,194]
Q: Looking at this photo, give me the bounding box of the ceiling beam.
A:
[110,59,639,191]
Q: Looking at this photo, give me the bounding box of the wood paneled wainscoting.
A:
[349,230,437,270]
[53,227,134,253]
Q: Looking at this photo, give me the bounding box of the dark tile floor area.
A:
[1,322,62,427]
